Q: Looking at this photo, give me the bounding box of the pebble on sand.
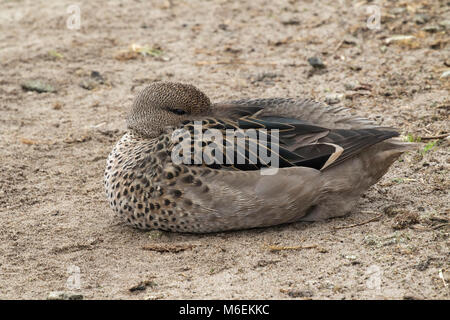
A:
[47,291,83,300]
[307,56,326,69]
[439,20,450,30]
[21,80,56,93]
[440,70,450,79]
[414,13,430,25]
[80,70,106,90]
[385,35,416,44]
[325,93,344,105]
[422,25,441,33]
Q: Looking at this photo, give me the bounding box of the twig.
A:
[419,133,449,140]
[360,210,380,215]
[141,244,196,253]
[195,59,277,66]
[267,244,317,252]
[432,223,449,230]
[20,138,55,145]
[333,39,344,53]
[439,269,447,288]
[333,214,383,230]
[129,278,157,292]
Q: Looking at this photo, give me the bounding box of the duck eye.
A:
[169,108,187,115]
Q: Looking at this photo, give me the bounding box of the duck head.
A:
[127,82,212,138]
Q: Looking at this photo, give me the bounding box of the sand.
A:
[0,0,448,299]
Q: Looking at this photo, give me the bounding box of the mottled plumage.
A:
[104,82,412,233]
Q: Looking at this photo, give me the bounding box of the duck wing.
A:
[169,114,398,171]
[214,98,391,130]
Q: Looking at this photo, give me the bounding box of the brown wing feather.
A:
[214,98,392,130]
[169,112,398,171]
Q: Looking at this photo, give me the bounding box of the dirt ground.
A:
[0,0,449,300]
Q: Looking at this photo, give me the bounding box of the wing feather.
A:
[171,95,400,171]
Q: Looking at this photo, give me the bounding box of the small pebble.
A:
[21,80,56,93]
[403,295,422,300]
[348,64,362,71]
[145,294,164,300]
[90,71,105,83]
[80,79,98,90]
[281,19,300,26]
[440,70,450,79]
[325,93,344,105]
[307,56,326,69]
[344,82,358,90]
[53,102,62,110]
[414,13,430,25]
[390,8,406,15]
[254,72,280,83]
[285,289,314,298]
[439,20,450,30]
[385,35,416,45]
[47,291,83,300]
[343,35,358,45]
[80,71,106,90]
[422,25,441,33]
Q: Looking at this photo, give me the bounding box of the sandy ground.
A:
[0,0,449,300]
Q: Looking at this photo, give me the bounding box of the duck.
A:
[104,81,412,233]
